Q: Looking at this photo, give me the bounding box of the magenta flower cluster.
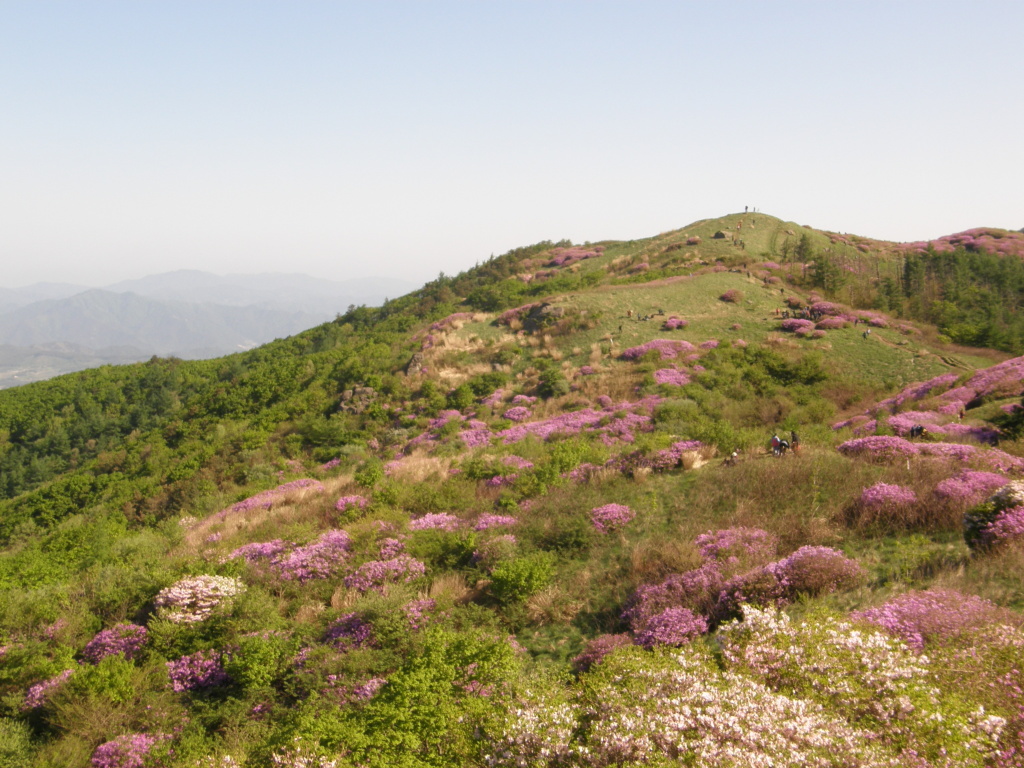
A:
[474,514,518,531]
[620,339,697,361]
[590,503,635,533]
[695,527,778,572]
[662,316,688,330]
[228,539,291,563]
[91,733,158,768]
[780,318,815,333]
[344,555,426,593]
[403,599,436,630]
[82,623,148,664]
[934,470,1007,503]
[859,482,918,509]
[222,478,325,516]
[634,607,708,649]
[335,495,369,512]
[272,530,352,582]
[815,316,846,330]
[719,289,741,303]
[324,613,374,650]
[837,435,919,460]
[502,406,532,422]
[378,537,406,557]
[980,506,1024,549]
[409,513,461,531]
[166,649,229,692]
[699,339,719,349]
[653,368,691,386]
[853,589,1010,651]
[23,669,74,710]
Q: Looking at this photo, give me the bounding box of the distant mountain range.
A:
[0,271,416,387]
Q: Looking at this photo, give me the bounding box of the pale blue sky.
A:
[2,1,1021,287]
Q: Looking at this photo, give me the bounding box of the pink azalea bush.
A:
[571,633,633,673]
[859,482,918,509]
[344,555,426,593]
[23,669,74,710]
[620,339,696,361]
[853,589,1012,651]
[780,318,815,333]
[653,368,691,386]
[662,316,687,330]
[272,530,352,582]
[590,503,635,533]
[934,470,1007,504]
[82,623,148,664]
[633,607,708,648]
[408,513,461,532]
[91,733,159,768]
[166,649,229,692]
[502,406,532,422]
[335,495,369,513]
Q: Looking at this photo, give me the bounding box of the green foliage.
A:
[490,552,555,603]
[354,459,385,489]
[223,633,294,691]
[0,718,33,768]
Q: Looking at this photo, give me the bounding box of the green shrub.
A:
[223,633,294,691]
[490,553,555,603]
[0,718,33,768]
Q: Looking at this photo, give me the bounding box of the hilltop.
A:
[2,213,1024,767]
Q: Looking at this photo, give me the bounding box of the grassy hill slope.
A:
[2,213,1024,766]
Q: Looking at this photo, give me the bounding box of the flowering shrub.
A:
[980,506,1024,549]
[378,537,405,558]
[653,367,691,386]
[837,435,919,461]
[810,300,841,315]
[577,365,596,375]
[621,563,723,631]
[272,530,352,582]
[719,289,742,303]
[82,623,148,664]
[571,633,632,673]
[815,315,847,329]
[154,575,246,624]
[695,527,778,575]
[91,733,158,768]
[859,482,918,509]
[403,599,436,630]
[853,589,1013,651]
[620,339,696,361]
[228,539,291,563]
[474,514,517,531]
[472,534,518,571]
[934,470,1007,504]
[344,555,426,593]
[222,478,325,516]
[335,495,369,513]
[662,316,687,330]
[699,339,719,349]
[780,318,815,333]
[502,455,534,470]
[633,607,708,648]
[409,513,461,532]
[502,406,531,422]
[483,685,576,768]
[166,649,229,692]
[771,546,864,597]
[324,613,374,650]
[590,503,635,533]
[23,669,74,710]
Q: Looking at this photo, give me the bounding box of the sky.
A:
[2,1,1022,288]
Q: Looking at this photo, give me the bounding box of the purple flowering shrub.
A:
[719,289,742,303]
[344,555,426,593]
[82,623,148,664]
[408,513,462,531]
[780,318,815,333]
[501,406,531,422]
[837,435,919,461]
[621,563,723,632]
[815,315,847,329]
[662,316,688,330]
[934,470,1007,505]
[853,589,1013,651]
[620,339,696,361]
[771,546,864,597]
[91,733,158,768]
[23,669,74,710]
[590,503,635,533]
[324,613,374,650]
[633,607,708,648]
[272,530,352,582]
[221,478,325,516]
[335,495,369,513]
[166,649,229,692]
[980,506,1024,550]
[228,539,291,563]
[695,527,778,577]
[571,633,633,673]
[474,513,517,531]
[653,367,691,386]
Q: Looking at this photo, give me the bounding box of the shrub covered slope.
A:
[3,213,1024,766]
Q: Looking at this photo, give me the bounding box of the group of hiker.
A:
[770,431,800,457]
[776,307,826,322]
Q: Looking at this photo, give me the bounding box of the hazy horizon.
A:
[2,1,1021,288]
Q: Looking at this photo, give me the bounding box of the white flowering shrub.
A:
[154,575,246,624]
[483,683,577,768]
[717,606,1004,765]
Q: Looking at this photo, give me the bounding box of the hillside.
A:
[2,212,1024,767]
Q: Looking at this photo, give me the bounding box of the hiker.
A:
[778,438,790,456]
[724,450,739,467]
[770,434,782,457]
[626,309,633,318]
[863,329,870,339]
[790,430,800,453]
[909,424,925,439]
